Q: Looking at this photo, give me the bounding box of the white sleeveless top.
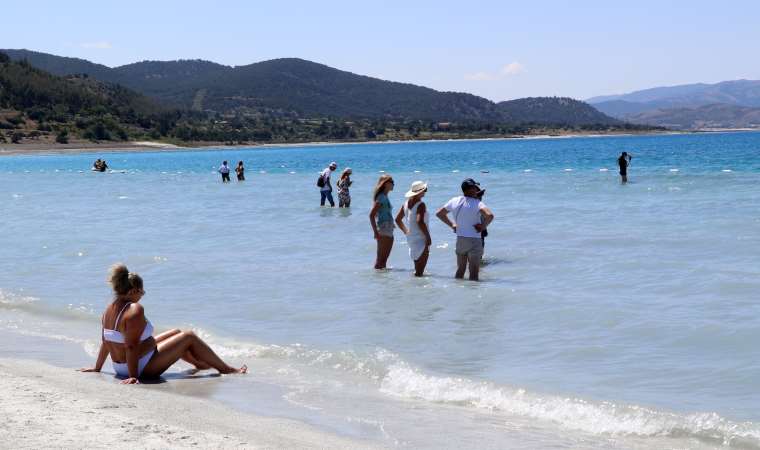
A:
[404,200,429,238]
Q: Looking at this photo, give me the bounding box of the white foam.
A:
[523,169,532,173]
[452,170,460,173]
[564,168,573,172]
[599,168,608,172]
[379,362,760,444]
[722,169,732,173]
[669,169,679,172]
[436,242,449,249]
[414,170,421,173]
[118,196,128,200]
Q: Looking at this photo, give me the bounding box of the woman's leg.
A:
[154,329,211,370]
[414,247,429,277]
[141,330,246,378]
[377,236,393,268]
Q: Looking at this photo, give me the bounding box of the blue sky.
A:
[3,0,759,101]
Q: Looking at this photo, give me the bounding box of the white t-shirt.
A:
[320,168,333,191]
[444,196,485,238]
[219,165,230,174]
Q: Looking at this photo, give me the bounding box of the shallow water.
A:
[1,132,759,448]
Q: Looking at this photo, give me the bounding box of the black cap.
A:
[461,178,481,193]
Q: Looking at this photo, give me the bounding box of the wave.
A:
[0,289,97,323]
[380,363,760,447]
[194,330,760,447]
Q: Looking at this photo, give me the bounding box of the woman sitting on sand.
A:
[80,264,246,384]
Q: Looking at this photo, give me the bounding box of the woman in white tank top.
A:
[395,181,432,276]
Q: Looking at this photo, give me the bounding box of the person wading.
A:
[436,178,494,281]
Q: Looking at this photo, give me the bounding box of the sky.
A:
[3,0,760,101]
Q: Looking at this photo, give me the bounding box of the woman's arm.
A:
[369,200,381,240]
[417,203,432,246]
[395,205,409,235]
[79,337,109,373]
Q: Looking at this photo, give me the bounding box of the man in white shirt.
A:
[436,178,494,281]
[319,161,337,207]
[218,160,231,183]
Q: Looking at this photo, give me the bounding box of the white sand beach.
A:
[0,358,381,449]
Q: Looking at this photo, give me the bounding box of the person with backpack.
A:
[317,162,337,206]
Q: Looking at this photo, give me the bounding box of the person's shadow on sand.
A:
[114,370,222,384]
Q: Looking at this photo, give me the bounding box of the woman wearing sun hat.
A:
[369,174,395,269]
[395,181,431,277]
[337,168,353,207]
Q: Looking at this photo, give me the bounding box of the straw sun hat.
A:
[404,180,428,198]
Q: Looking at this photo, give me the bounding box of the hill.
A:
[0,53,168,143]
[497,97,620,126]
[589,79,760,129]
[625,103,760,130]
[3,49,626,127]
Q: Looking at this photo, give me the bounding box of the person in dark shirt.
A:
[618,152,632,183]
[235,161,245,181]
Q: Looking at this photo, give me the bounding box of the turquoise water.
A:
[1,132,759,448]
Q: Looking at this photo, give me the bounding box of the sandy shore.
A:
[0,131,678,157]
[0,358,382,449]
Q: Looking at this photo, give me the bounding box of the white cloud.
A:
[465,61,525,82]
[80,41,112,49]
[501,62,525,76]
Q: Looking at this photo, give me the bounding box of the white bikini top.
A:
[102,302,154,344]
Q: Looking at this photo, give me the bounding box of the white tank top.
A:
[404,200,428,238]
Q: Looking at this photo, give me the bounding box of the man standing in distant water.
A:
[219,160,231,183]
[436,178,494,281]
[618,152,632,183]
[319,161,337,207]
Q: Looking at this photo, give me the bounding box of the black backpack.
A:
[316,174,325,187]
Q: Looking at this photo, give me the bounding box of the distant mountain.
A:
[625,103,760,130]
[4,49,625,127]
[497,97,620,126]
[589,79,760,129]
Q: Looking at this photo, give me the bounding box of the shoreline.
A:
[0,130,685,157]
[0,356,382,449]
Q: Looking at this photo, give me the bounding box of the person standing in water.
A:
[395,181,431,277]
[235,161,245,181]
[219,161,231,183]
[476,188,488,255]
[318,162,337,207]
[436,178,494,281]
[618,152,632,183]
[337,168,353,208]
[369,174,395,269]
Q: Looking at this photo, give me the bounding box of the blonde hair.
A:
[108,263,141,296]
[373,174,393,200]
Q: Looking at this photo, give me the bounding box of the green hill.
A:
[0,53,171,142]
[4,49,626,126]
[497,97,621,126]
